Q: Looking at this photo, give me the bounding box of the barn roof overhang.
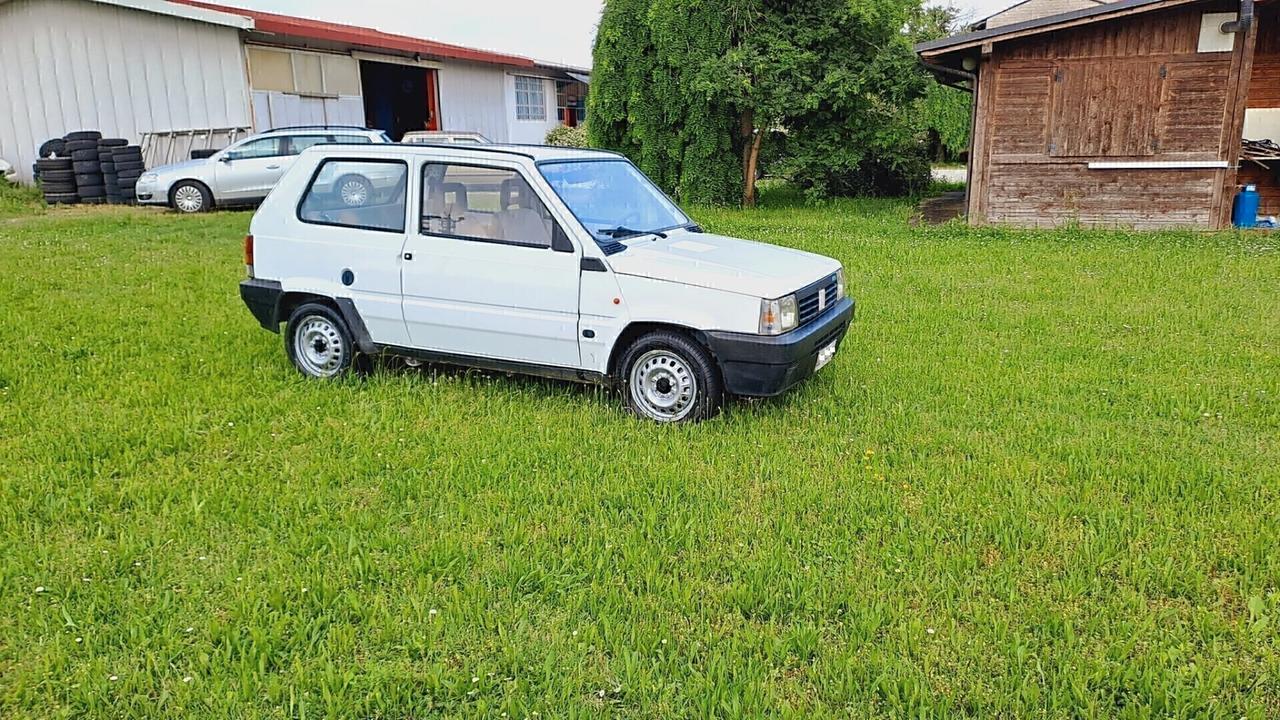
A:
[168,0,539,68]
[0,0,254,28]
[917,0,1208,65]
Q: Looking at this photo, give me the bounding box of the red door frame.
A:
[425,69,440,131]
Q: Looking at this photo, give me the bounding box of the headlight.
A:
[835,267,846,300]
[139,172,158,184]
[759,294,798,335]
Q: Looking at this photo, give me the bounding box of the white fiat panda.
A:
[239,144,854,423]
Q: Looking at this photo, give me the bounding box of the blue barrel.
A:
[1233,184,1261,228]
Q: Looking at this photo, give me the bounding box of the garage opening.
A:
[360,60,440,141]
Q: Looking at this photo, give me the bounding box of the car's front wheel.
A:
[620,331,723,423]
[285,303,356,379]
[171,181,211,213]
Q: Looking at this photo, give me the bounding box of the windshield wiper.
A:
[598,226,668,240]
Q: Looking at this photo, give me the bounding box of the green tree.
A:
[590,0,931,207]
[908,3,972,162]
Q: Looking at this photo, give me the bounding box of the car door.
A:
[400,159,582,368]
[214,137,288,202]
[293,156,413,347]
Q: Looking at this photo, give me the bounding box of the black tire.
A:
[114,160,144,172]
[117,172,143,183]
[80,196,106,205]
[72,160,100,174]
[38,138,66,158]
[74,173,102,186]
[44,193,79,204]
[36,157,72,171]
[41,170,73,182]
[78,185,106,197]
[113,145,143,157]
[65,131,102,142]
[98,138,128,148]
[71,148,100,162]
[169,180,211,213]
[64,139,99,153]
[284,303,358,379]
[618,331,723,423]
[41,182,76,194]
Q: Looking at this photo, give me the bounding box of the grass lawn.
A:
[2,190,1278,718]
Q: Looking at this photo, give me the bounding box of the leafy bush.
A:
[591,0,931,206]
[545,124,589,147]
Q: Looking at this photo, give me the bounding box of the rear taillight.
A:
[244,234,255,278]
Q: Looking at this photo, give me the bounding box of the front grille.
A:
[796,275,839,327]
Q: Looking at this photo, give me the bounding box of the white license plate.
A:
[815,341,837,372]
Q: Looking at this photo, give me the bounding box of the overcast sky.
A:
[240,1,1016,68]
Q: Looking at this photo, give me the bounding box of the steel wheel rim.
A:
[629,349,697,422]
[174,185,203,212]
[294,316,345,377]
[339,179,369,207]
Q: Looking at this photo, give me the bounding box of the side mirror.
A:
[219,155,233,164]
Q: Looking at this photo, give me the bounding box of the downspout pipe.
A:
[1222,0,1254,34]
[920,60,975,93]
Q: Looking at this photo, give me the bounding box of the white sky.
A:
[236,1,1016,68]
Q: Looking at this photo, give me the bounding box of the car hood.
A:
[606,229,841,299]
[148,158,211,177]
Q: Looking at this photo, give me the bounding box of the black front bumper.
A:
[240,279,282,331]
[705,297,855,397]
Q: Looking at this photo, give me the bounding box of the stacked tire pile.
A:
[66,131,107,204]
[34,138,76,205]
[109,144,145,202]
[34,131,146,206]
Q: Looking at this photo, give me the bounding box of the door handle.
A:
[266,165,281,170]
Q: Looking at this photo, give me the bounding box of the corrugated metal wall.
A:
[437,62,511,142]
[0,0,251,182]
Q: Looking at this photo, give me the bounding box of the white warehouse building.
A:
[0,0,589,183]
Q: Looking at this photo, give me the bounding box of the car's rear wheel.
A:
[171,181,211,213]
[336,174,372,207]
[285,303,355,379]
[620,331,723,423]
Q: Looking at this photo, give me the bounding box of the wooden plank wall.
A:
[971,1,1249,229]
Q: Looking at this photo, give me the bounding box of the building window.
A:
[514,76,547,121]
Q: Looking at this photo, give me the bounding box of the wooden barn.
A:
[918,0,1279,229]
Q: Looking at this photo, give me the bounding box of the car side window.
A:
[287,135,333,155]
[335,135,373,144]
[225,137,282,161]
[420,163,562,249]
[298,159,408,233]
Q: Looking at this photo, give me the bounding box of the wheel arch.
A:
[606,321,717,378]
[276,292,378,356]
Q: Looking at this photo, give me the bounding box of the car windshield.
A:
[538,160,691,242]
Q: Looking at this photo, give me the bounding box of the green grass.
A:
[2,194,1278,718]
[0,178,45,219]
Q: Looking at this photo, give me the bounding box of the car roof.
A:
[258,126,381,135]
[299,142,625,163]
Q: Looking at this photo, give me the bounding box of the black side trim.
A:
[239,279,283,331]
[333,298,379,356]
[383,345,609,386]
[581,257,608,272]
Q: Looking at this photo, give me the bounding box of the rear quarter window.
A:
[297,159,408,233]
